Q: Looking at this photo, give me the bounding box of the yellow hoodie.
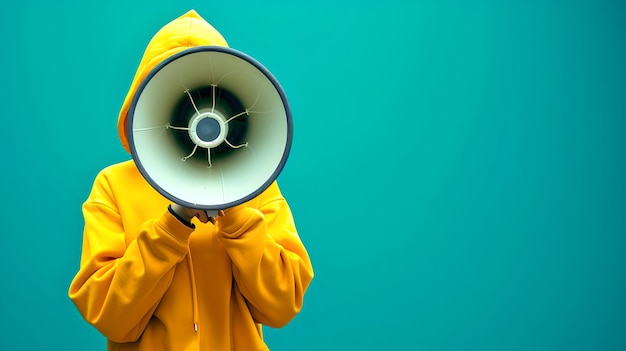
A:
[68,10,313,351]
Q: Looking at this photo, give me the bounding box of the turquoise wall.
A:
[1,0,624,350]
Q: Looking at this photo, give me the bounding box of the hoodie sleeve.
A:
[216,182,314,327]
[68,169,194,343]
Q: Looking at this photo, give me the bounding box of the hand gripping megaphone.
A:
[126,46,292,215]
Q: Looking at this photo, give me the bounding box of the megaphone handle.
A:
[205,209,219,218]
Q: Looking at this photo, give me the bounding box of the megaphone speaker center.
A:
[188,112,228,149]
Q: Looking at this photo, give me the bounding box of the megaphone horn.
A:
[127,46,292,211]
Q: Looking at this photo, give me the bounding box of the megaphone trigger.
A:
[205,209,219,218]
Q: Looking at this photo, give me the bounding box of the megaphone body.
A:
[127,46,292,213]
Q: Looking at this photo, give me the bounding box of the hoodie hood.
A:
[117,9,229,153]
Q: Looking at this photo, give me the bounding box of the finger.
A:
[218,210,225,217]
[195,210,210,224]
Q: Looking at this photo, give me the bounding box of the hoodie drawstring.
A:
[187,250,199,332]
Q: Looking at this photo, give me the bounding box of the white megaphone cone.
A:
[127,46,292,213]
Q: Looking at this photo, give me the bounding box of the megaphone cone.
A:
[127,46,292,210]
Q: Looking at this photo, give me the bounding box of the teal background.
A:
[1,0,624,350]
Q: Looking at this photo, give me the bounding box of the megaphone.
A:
[127,46,292,214]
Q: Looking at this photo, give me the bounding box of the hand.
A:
[171,204,225,224]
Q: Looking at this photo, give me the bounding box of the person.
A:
[68,9,314,351]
